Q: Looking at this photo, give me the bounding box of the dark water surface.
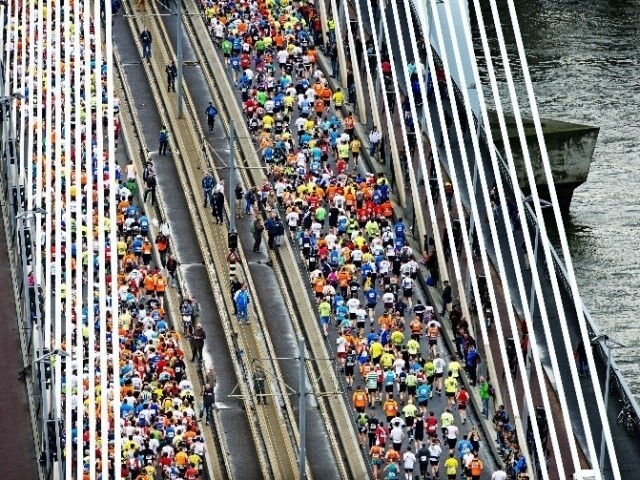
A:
[471,0,640,396]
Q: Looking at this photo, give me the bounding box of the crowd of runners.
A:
[200,0,527,478]
[3,0,217,477]
[3,0,531,476]
[118,154,214,480]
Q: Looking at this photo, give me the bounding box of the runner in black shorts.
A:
[368,385,377,400]
[403,287,413,303]
[398,370,407,400]
[345,362,355,380]
[377,375,384,399]
[385,378,394,395]
[407,383,417,399]
[434,369,444,381]
[405,414,415,430]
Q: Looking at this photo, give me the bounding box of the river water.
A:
[472,0,640,397]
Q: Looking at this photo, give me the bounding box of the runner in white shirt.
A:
[444,423,459,449]
[378,259,390,277]
[382,227,394,246]
[322,284,336,301]
[382,291,395,310]
[277,48,289,67]
[325,231,337,248]
[309,268,322,282]
[393,357,406,376]
[389,425,405,450]
[351,248,363,268]
[433,353,446,395]
[371,243,385,256]
[492,468,508,480]
[311,220,322,237]
[403,448,417,479]
[428,442,442,479]
[286,210,300,231]
[297,93,307,109]
[462,451,475,470]
[214,23,224,40]
[346,297,360,326]
[336,336,347,370]
[401,275,414,308]
[295,116,306,135]
[296,150,307,166]
[400,262,412,277]
[355,306,367,334]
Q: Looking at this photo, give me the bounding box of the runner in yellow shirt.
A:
[337,141,350,162]
[350,138,361,167]
[444,371,459,407]
[262,114,274,130]
[444,452,458,480]
[332,87,345,111]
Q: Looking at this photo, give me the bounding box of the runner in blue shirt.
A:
[416,381,432,414]
[365,286,379,320]
[394,218,407,240]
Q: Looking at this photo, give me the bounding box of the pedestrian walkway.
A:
[0,218,39,480]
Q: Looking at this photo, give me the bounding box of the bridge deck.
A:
[337,0,640,477]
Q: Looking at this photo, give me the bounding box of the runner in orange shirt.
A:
[370,442,385,480]
[383,396,399,423]
[352,385,367,413]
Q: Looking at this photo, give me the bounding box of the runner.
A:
[444,452,459,480]
[444,370,459,408]
[402,447,417,480]
[456,386,470,424]
[353,385,367,414]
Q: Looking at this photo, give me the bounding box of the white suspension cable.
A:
[95,4,111,477]
[351,1,381,135]
[443,1,566,477]
[378,1,431,248]
[499,1,620,476]
[44,0,54,363]
[105,0,122,473]
[464,0,588,474]
[424,0,562,476]
[404,0,503,411]
[341,6,366,122]
[360,1,408,204]
[73,2,84,477]
[53,2,65,477]
[416,0,530,463]
[84,2,97,476]
[63,3,74,476]
[482,0,601,474]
